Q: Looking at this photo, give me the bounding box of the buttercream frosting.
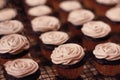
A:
[105,7,120,22]
[40,31,69,45]
[28,5,52,16]
[31,16,61,32]
[0,20,24,35]
[51,43,85,65]
[59,1,82,12]
[96,0,119,5]
[0,34,30,54]
[0,8,17,21]
[68,9,95,26]
[0,0,6,9]
[81,21,111,38]
[4,58,39,78]
[25,0,47,6]
[93,42,120,61]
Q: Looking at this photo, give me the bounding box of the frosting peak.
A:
[4,58,39,78]
[40,31,69,45]
[93,42,120,61]
[51,43,85,65]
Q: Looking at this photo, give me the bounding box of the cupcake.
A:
[0,20,24,36]
[0,34,30,59]
[105,7,120,22]
[3,58,40,80]
[93,42,120,76]
[68,9,95,27]
[28,5,52,17]
[59,0,82,23]
[25,0,47,6]
[51,43,86,79]
[0,0,6,9]
[39,31,70,60]
[81,21,111,41]
[0,8,17,21]
[31,16,61,34]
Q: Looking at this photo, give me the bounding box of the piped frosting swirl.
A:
[51,43,85,65]
[4,58,39,78]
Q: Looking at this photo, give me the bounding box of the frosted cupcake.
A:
[28,5,52,17]
[51,43,86,79]
[0,8,17,21]
[39,31,70,60]
[31,16,61,34]
[25,0,47,6]
[0,34,30,59]
[93,42,120,76]
[81,21,111,41]
[3,58,40,80]
[0,20,24,36]
[105,7,120,22]
[0,0,6,9]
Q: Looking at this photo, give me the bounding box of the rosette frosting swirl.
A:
[0,34,30,54]
[0,8,17,21]
[31,16,61,32]
[40,31,69,45]
[0,20,24,35]
[93,42,120,61]
[51,43,85,65]
[68,9,95,26]
[81,21,111,38]
[4,58,39,78]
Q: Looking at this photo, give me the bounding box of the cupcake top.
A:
[68,9,95,26]
[28,5,52,17]
[4,58,39,78]
[93,42,120,61]
[51,43,85,65]
[59,1,82,12]
[0,34,30,55]
[0,0,6,9]
[0,8,17,21]
[25,0,47,6]
[0,20,24,35]
[81,21,111,38]
[96,0,119,5]
[31,16,61,32]
[105,7,120,22]
[40,31,69,45]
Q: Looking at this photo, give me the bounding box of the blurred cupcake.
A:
[68,9,95,29]
[0,20,24,36]
[25,0,47,6]
[81,21,111,41]
[93,42,120,76]
[105,7,120,22]
[3,58,40,80]
[28,5,52,17]
[31,16,61,35]
[0,34,30,59]
[39,31,70,60]
[51,43,86,79]
[59,0,82,23]
[0,8,17,21]
[0,0,6,9]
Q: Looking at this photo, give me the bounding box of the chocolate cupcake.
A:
[39,31,70,60]
[3,58,40,80]
[0,8,17,21]
[93,42,120,76]
[0,34,30,59]
[31,16,61,35]
[0,20,24,36]
[81,21,111,41]
[51,43,86,79]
